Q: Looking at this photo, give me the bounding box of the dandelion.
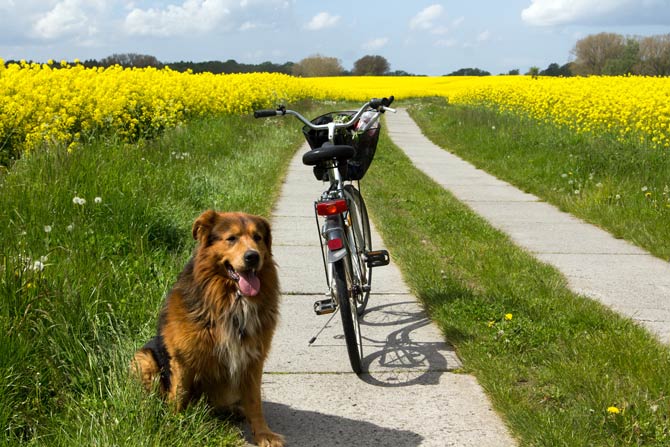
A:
[487,321,495,328]
[596,182,603,188]
[66,224,74,232]
[505,313,513,321]
[645,192,652,198]
[642,186,648,192]
[72,196,86,205]
[44,225,52,233]
[574,190,580,195]
[615,194,621,200]
[607,406,620,414]
[94,197,102,204]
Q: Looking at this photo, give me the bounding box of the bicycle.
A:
[254,97,395,374]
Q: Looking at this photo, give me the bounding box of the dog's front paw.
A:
[254,430,284,447]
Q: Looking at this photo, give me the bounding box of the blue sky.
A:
[1,0,669,75]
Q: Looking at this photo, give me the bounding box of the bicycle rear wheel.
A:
[333,257,363,374]
[343,184,372,316]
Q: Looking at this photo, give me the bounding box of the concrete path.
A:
[385,109,670,343]
[256,147,517,446]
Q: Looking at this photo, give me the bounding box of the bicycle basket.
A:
[302,111,381,181]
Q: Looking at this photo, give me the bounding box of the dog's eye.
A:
[253,234,263,242]
[226,235,237,243]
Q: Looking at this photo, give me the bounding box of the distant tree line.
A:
[24,52,415,77]
[571,32,670,76]
[443,32,669,78]
[12,32,669,78]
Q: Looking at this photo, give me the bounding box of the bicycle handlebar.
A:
[253,109,281,118]
[254,96,395,131]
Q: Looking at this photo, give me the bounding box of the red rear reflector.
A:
[327,238,344,250]
[316,199,348,216]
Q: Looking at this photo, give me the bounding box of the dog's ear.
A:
[255,216,272,252]
[192,209,218,242]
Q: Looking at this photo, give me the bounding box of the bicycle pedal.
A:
[366,250,390,268]
[314,299,337,315]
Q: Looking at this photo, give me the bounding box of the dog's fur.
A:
[132,210,283,447]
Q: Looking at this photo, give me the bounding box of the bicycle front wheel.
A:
[343,184,372,316]
[333,258,363,374]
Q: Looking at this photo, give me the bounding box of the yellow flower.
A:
[607,406,620,414]
[504,313,513,321]
[487,321,495,328]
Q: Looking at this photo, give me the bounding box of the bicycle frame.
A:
[254,97,394,373]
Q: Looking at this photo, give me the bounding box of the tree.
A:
[99,53,162,68]
[639,33,670,76]
[445,67,491,76]
[572,32,627,75]
[539,62,573,77]
[601,38,639,75]
[292,54,343,77]
[526,66,540,78]
[507,69,520,75]
[352,55,390,76]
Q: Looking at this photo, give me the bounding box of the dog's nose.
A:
[244,250,261,268]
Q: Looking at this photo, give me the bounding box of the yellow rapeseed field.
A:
[1,59,669,160]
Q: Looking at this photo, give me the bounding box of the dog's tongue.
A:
[237,271,261,296]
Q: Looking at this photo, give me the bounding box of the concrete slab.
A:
[386,108,670,344]
[257,373,514,447]
[260,142,517,446]
[496,221,648,255]
[266,294,461,374]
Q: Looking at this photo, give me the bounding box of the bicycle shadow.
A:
[357,300,459,387]
[243,401,423,447]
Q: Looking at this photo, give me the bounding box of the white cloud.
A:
[477,30,491,42]
[521,0,670,26]
[362,37,388,51]
[305,12,340,31]
[124,0,232,36]
[239,21,257,31]
[410,4,444,30]
[434,38,457,48]
[33,0,103,39]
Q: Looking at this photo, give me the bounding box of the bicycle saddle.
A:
[302,143,354,166]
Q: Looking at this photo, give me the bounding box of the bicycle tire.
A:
[333,258,363,374]
[343,184,372,316]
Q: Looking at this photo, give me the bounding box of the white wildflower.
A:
[44,225,52,233]
[32,260,45,272]
[72,196,86,205]
[94,197,102,204]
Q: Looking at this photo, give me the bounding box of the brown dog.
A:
[132,210,283,447]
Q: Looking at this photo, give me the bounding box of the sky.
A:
[1,0,669,76]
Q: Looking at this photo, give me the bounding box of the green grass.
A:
[0,111,307,445]
[363,123,670,445]
[407,97,670,261]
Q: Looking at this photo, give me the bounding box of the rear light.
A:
[327,238,344,250]
[316,199,348,216]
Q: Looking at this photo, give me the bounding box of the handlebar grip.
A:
[254,109,279,118]
[370,96,394,110]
